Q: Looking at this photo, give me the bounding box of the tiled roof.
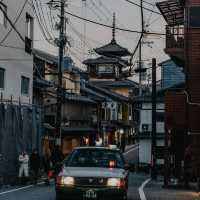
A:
[156,0,184,26]
[92,79,139,88]
[95,40,131,57]
[86,83,129,102]
[83,56,129,66]
[64,93,96,104]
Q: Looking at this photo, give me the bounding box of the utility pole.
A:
[138,0,144,96]
[56,0,67,145]
[151,58,157,180]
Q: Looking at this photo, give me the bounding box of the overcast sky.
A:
[34,0,168,80]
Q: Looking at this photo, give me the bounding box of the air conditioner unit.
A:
[142,124,151,132]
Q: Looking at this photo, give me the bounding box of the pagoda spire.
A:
[112,12,116,43]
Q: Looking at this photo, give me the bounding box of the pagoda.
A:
[83,14,132,80]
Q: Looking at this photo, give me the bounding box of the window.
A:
[0,3,7,28]
[21,76,30,95]
[190,7,200,27]
[26,13,33,39]
[0,68,5,89]
[25,13,33,54]
[98,65,113,73]
[156,112,165,122]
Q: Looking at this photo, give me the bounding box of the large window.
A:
[0,68,5,89]
[21,76,30,95]
[98,65,113,74]
[0,3,7,28]
[190,7,200,27]
[25,13,33,54]
[156,112,165,122]
[26,13,33,39]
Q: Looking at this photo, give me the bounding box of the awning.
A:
[156,0,184,26]
[43,123,55,130]
[62,127,97,136]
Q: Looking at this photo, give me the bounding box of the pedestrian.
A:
[42,150,52,186]
[51,145,63,167]
[18,151,29,185]
[184,145,192,188]
[30,149,41,184]
[121,133,126,153]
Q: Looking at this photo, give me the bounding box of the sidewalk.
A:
[145,179,200,200]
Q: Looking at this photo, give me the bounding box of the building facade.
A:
[135,95,165,167]
[160,59,185,89]
[0,0,34,104]
[157,0,200,186]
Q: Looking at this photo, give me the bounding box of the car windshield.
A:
[65,148,125,169]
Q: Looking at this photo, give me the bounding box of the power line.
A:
[0,44,25,50]
[123,0,161,15]
[0,0,28,45]
[62,9,165,36]
[0,2,25,43]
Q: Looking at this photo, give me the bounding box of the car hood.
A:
[59,167,126,178]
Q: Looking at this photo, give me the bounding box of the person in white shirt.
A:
[18,151,29,184]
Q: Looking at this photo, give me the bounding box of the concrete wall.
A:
[0,0,34,103]
[139,102,165,133]
[139,139,164,165]
[139,102,165,165]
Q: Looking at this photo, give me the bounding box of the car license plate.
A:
[83,189,97,199]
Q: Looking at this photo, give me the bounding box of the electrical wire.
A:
[0,2,25,43]
[0,0,28,45]
[62,9,166,36]
[123,0,161,15]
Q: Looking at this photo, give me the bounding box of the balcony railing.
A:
[166,25,184,49]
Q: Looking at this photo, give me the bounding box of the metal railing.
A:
[166,25,184,49]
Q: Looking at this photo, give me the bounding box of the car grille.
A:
[75,177,107,187]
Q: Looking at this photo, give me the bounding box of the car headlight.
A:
[63,177,75,185]
[56,176,75,186]
[107,178,121,187]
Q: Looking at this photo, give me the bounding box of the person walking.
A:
[42,150,52,185]
[51,145,63,167]
[121,133,126,153]
[30,149,41,184]
[18,151,29,185]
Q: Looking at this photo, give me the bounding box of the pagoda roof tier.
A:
[94,40,131,57]
[83,56,130,67]
[156,0,184,26]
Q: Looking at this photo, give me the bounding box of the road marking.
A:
[0,181,45,195]
[123,144,139,155]
[138,178,151,200]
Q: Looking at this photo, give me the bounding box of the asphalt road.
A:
[0,145,143,200]
[0,173,147,200]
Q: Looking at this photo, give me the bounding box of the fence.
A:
[0,102,42,185]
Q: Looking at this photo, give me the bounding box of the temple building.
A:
[83,14,132,81]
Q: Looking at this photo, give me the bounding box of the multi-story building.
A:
[33,49,98,155]
[159,59,185,89]
[0,1,43,185]
[157,0,200,186]
[134,93,165,168]
[0,0,34,104]
[83,15,137,146]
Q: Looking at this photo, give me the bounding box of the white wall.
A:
[0,0,34,104]
[139,139,165,165]
[139,102,165,165]
[139,102,165,133]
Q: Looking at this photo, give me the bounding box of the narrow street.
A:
[0,173,148,200]
[0,146,144,200]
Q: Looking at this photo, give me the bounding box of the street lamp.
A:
[119,129,124,135]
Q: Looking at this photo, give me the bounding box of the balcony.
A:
[165,26,184,67]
